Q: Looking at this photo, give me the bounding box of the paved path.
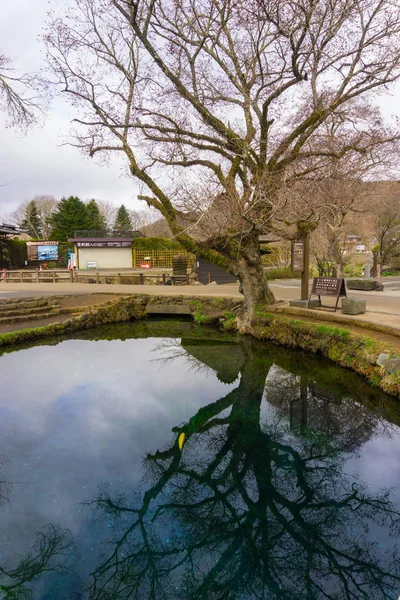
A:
[0,278,399,331]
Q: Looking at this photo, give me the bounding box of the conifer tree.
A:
[113,204,132,232]
[50,196,91,241]
[86,199,107,231]
[21,200,42,238]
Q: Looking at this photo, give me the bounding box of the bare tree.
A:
[371,183,400,271]
[97,200,117,230]
[45,0,400,329]
[0,53,47,128]
[11,195,58,238]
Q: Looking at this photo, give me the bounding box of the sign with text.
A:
[76,241,132,248]
[27,241,59,261]
[309,277,347,312]
[291,240,305,272]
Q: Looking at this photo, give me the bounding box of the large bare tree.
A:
[0,54,46,129]
[45,0,400,329]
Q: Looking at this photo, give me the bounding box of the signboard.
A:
[309,383,341,405]
[76,241,132,248]
[86,261,97,269]
[27,241,59,261]
[291,240,305,272]
[309,277,347,312]
[140,263,151,269]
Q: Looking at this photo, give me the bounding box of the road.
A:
[0,277,399,327]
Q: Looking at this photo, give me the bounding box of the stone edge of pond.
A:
[248,308,400,397]
[0,295,240,346]
[1,294,400,397]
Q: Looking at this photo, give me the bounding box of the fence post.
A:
[170,249,173,268]
[96,272,99,284]
[139,273,144,285]
[133,249,136,268]
[162,273,166,284]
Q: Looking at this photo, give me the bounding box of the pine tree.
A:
[50,196,91,241]
[21,200,42,239]
[113,204,132,232]
[86,199,107,232]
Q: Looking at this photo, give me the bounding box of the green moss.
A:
[249,312,400,398]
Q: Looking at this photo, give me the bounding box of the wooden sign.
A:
[291,240,305,272]
[309,277,347,312]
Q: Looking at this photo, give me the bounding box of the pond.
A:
[1,320,400,600]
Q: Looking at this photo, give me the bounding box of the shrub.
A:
[264,267,301,280]
[132,237,183,251]
[344,263,364,277]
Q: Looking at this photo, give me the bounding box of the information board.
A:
[309,277,347,311]
[27,241,59,261]
[291,240,305,272]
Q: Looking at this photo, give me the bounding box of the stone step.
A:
[0,305,58,318]
[0,309,62,325]
[0,298,56,312]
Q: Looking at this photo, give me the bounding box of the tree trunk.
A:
[234,237,275,333]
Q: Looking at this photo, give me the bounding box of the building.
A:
[69,230,143,269]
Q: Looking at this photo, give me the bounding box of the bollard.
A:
[117,273,121,284]
[139,273,144,285]
[70,269,74,283]
[36,269,39,283]
[53,272,56,283]
[96,272,100,284]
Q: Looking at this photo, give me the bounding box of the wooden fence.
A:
[132,249,195,269]
[0,269,192,285]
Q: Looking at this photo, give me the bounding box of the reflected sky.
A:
[1,324,400,599]
[0,336,234,568]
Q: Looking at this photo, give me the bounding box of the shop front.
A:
[69,237,134,269]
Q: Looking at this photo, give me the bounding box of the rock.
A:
[341,298,366,315]
[192,281,204,285]
[377,353,390,367]
[385,358,400,375]
[207,281,218,285]
[289,299,320,309]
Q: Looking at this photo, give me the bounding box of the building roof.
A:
[69,237,135,243]
[0,223,25,236]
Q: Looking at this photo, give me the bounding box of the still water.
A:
[1,320,400,599]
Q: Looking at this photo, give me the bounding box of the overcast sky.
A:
[1,0,400,219]
[0,0,142,219]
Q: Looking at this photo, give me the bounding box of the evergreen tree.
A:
[21,200,42,238]
[113,204,132,232]
[86,199,107,231]
[50,196,91,241]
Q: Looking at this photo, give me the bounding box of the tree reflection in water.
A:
[83,339,400,600]
[0,456,75,599]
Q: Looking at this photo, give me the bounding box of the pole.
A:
[301,234,310,300]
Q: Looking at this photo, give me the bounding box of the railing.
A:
[132,249,195,269]
[0,269,193,285]
[0,269,73,283]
